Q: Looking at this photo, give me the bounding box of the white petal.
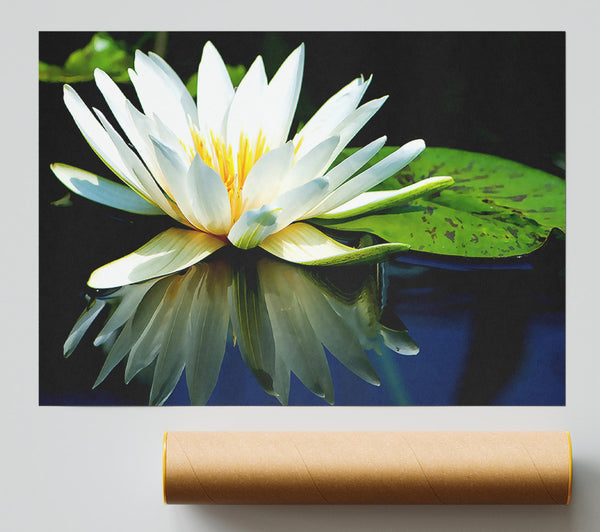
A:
[149,268,200,405]
[150,136,204,230]
[149,136,188,181]
[94,278,171,387]
[293,76,371,158]
[63,85,133,182]
[93,321,134,387]
[124,274,184,384]
[226,56,268,157]
[83,101,188,225]
[240,142,295,211]
[226,205,281,250]
[262,44,304,147]
[308,139,426,216]
[91,109,148,192]
[118,92,168,185]
[63,299,106,357]
[271,356,291,405]
[259,222,409,265]
[279,135,339,193]
[51,163,164,215]
[94,278,163,345]
[94,69,161,175]
[186,154,232,235]
[148,51,198,126]
[228,177,329,249]
[88,228,226,289]
[228,264,291,402]
[274,177,330,223]
[260,260,334,403]
[149,112,190,161]
[314,176,454,219]
[94,68,162,177]
[301,137,387,218]
[94,70,145,151]
[196,41,235,138]
[290,270,380,385]
[324,136,387,190]
[122,104,194,213]
[326,294,379,352]
[185,263,230,405]
[92,109,187,223]
[381,326,420,355]
[130,51,195,145]
[323,96,388,167]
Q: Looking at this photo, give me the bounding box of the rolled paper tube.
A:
[163,431,572,505]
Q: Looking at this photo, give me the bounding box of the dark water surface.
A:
[39,220,564,406]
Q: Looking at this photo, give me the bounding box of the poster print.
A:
[39,32,565,406]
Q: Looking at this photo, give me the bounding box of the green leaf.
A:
[225,64,247,87]
[50,192,73,207]
[314,147,565,258]
[186,64,247,97]
[39,32,134,83]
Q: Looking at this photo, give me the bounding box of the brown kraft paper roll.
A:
[163,431,572,505]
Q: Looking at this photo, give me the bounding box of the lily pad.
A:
[39,33,134,83]
[313,147,565,258]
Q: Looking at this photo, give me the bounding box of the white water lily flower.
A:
[51,42,452,289]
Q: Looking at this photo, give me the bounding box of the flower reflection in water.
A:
[65,253,418,405]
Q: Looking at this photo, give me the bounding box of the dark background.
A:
[39,32,565,406]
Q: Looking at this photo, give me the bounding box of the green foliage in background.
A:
[39,32,134,83]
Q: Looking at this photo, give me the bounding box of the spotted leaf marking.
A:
[316,147,564,258]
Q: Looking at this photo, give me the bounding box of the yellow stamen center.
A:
[293,135,304,161]
[186,125,269,220]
